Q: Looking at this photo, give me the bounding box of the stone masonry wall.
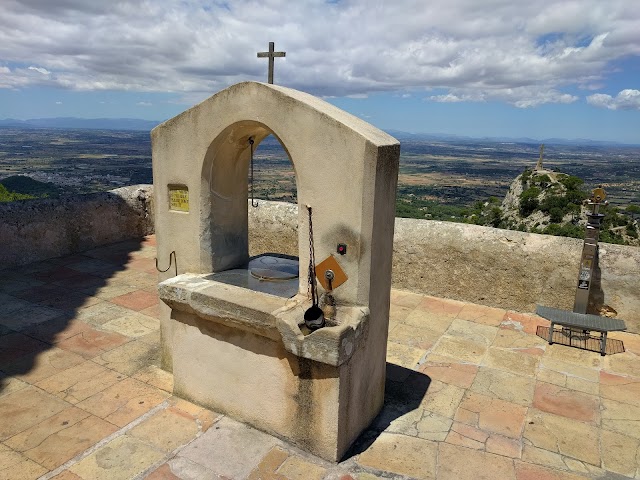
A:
[2,191,637,328]
[0,185,153,268]
[247,201,640,329]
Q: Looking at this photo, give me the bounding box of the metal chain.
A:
[307,205,317,305]
[249,137,258,207]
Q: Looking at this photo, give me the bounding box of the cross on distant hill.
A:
[257,42,285,84]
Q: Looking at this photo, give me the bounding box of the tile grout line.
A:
[38,399,170,480]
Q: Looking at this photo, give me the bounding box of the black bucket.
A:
[304,305,325,330]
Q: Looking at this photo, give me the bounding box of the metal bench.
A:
[536,305,626,356]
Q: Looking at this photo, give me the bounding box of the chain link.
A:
[307,205,317,305]
[249,137,258,207]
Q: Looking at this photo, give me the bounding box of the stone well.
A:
[151,81,399,461]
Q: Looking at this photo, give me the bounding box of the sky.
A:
[1,0,639,143]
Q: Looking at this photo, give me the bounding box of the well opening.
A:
[200,121,300,298]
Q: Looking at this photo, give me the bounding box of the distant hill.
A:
[0,117,161,131]
[0,176,64,198]
[0,118,636,145]
[383,129,638,147]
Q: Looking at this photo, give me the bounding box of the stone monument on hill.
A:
[151,81,400,461]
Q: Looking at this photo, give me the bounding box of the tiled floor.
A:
[1,236,639,480]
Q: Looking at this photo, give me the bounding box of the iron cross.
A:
[257,42,285,84]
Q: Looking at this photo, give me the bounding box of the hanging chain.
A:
[307,205,317,305]
[249,137,258,207]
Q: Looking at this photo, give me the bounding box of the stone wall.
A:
[0,185,153,268]
[3,191,638,329]
[248,201,640,330]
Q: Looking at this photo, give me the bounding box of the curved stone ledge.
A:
[158,273,369,366]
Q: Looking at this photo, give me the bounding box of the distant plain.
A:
[1,127,638,211]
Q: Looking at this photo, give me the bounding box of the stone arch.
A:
[152,81,400,305]
[199,120,296,273]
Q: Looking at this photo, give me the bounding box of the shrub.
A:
[519,187,540,216]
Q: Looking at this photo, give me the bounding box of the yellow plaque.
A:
[169,186,189,212]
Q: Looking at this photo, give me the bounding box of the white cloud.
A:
[55,101,62,104]
[0,0,638,108]
[28,66,50,75]
[587,89,640,110]
[136,101,152,106]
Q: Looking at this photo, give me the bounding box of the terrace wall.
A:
[0,185,153,268]
[2,188,638,328]
[249,201,640,329]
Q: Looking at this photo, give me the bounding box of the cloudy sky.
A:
[1,0,639,142]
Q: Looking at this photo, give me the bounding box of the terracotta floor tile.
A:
[23,415,119,470]
[357,432,438,479]
[77,377,169,427]
[88,283,139,300]
[51,273,104,290]
[419,361,478,389]
[437,443,516,480]
[247,446,289,480]
[30,266,81,282]
[4,406,90,452]
[110,290,159,311]
[515,462,589,480]
[0,444,48,480]
[389,290,424,309]
[388,323,437,350]
[457,303,507,327]
[129,406,202,451]
[0,374,29,398]
[36,360,126,404]
[0,293,34,315]
[20,317,93,344]
[0,304,65,331]
[133,365,174,392]
[48,470,84,480]
[92,339,160,376]
[144,463,181,480]
[533,382,600,423]
[470,367,536,406]
[73,302,132,327]
[0,333,49,365]
[501,311,550,335]
[139,303,160,319]
[2,347,85,383]
[482,347,540,377]
[0,386,70,441]
[66,258,118,275]
[523,409,600,466]
[600,370,640,406]
[37,292,102,312]
[69,435,165,480]
[102,312,159,338]
[386,342,425,369]
[56,328,130,359]
[417,295,465,317]
[455,391,527,439]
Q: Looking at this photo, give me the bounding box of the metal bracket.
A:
[155,251,177,277]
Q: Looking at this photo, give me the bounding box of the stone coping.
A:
[158,273,370,366]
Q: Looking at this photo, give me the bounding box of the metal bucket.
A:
[304,305,325,330]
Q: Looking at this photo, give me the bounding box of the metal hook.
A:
[249,137,258,207]
[155,251,177,277]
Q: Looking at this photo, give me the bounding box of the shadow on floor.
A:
[343,362,431,460]
[0,195,155,394]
